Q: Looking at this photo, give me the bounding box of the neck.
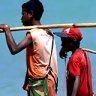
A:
[72,47,80,54]
[31,20,41,25]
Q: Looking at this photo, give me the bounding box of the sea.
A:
[0,0,96,96]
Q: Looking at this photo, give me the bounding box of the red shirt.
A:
[67,49,93,96]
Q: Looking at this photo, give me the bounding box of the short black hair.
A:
[22,0,44,20]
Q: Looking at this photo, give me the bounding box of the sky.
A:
[0,0,96,96]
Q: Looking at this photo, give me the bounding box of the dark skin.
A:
[0,8,41,55]
[60,38,80,96]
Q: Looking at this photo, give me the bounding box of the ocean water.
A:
[0,0,96,96]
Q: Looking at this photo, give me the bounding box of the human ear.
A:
[28,11,34,18]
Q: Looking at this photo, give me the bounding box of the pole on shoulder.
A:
[0,23,96,54]
[9,23,96,31]
[1,23,96,32]
[82,48,96,54]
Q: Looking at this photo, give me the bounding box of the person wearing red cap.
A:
[54,28,94,96]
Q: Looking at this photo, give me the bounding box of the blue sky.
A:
[0,0,96,96]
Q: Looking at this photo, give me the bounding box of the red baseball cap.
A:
[54,28,83,41]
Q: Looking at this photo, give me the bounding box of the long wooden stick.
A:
[0,23,96,54]
[1,23,96,32]
[7,23,96,31]
[82,48,96,54]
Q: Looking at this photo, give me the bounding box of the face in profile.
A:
[21,8,33,26]
[61,38,73,51]
[59,38,74,58]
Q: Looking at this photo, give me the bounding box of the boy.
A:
[0,0,58,96]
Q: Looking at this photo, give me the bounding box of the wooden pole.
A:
[7,23,96,31]
[1,23,96,32]
[0,23,96,54]
[82,48,96,54]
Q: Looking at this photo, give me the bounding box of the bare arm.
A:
[71,76,80,96]
[0,24,32,55]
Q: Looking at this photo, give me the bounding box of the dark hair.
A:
[22,0,44,20]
